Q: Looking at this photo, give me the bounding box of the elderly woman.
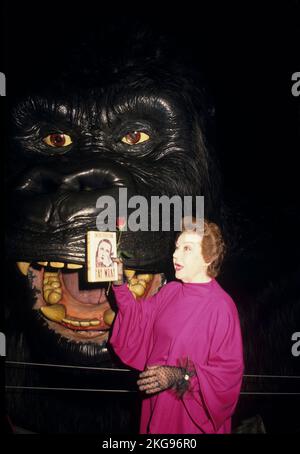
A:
[109,219,244,434]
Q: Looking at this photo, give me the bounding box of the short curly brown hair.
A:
[179,218,226,278]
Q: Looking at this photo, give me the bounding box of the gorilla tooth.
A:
[103,309,116,326]
[46,291,62,305]
[36,262,83,269]
[61,318,101,327]
[128,283,146,297]
[136,274,153,283]
[40,304,66,322]
[137,280,147,289]
[69,320,80,327]
[42,271,62,304]
[90,320,100,326]
[124,269,136,279]
[16,262,31,276]
[67,264,83,269]
[62,318,80,327]
[80,321,90,327]
[43,287,62,304]
[125,273,153,298]
[50,281,61,289]
[43,278,61,288]
[49,262,65,268]
[129,277,139,285]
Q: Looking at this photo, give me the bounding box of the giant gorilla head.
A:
[5,30,221,366]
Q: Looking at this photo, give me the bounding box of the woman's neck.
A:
[182,272,212,284]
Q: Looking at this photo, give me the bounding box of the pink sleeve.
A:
[108,283,163,371]
[182,301,244,433]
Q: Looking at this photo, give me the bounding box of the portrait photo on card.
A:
[87,232,118,282]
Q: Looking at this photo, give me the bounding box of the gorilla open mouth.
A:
[16,260,163,346]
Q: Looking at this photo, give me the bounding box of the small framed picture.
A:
[87,231,118,282]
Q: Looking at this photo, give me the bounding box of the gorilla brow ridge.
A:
[107,93,177,124]
[14,97,95,131]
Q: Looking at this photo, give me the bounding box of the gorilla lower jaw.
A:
[16,261,162,346]
[22,263,112,344]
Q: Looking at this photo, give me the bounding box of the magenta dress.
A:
[109,279,244,434]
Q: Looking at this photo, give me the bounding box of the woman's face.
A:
[173,231,210,283]
[98,241,112,266]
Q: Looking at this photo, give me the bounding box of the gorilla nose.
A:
[61,167,127,192]
[13,161,136,229]
[15,160,134,193]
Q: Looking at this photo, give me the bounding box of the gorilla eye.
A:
[43,133,73,148]
[121,131,150,145]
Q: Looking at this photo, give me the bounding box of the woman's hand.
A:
[137,365,185,394]
[112,257,124,285]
